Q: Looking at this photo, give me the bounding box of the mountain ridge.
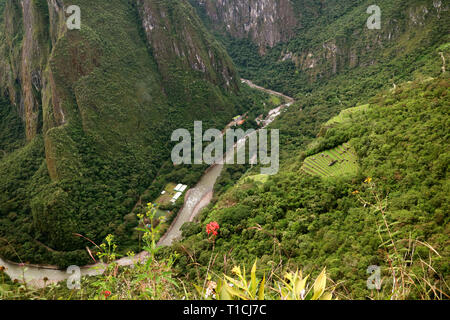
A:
[0,0,246,266]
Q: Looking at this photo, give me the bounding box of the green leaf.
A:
[320,292,333,300]
[250,260,257,297]
[193,284,204,298]
[258,274,266,300]
[224,275,247,291]
[312,268,327,300]
[219,283,232,300]
[225,283,249,300]
[294,275,309,299]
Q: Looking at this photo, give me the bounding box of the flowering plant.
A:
[206,221,220,238]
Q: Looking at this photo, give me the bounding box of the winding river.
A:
[0,79,294,288]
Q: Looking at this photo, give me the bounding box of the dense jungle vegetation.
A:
[177,0,450,299]
[0,0,448,300]
[0,0,269,267]
[172,76,449,299]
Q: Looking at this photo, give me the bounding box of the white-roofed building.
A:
[174,184,183,191]
[179,185,187,192]
[173,192,182,200]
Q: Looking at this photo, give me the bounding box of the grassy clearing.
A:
[302,142,358,178]
[244,174,269,184]
[325,104,370,126]
[269,95,281,106]
[154,183,178,206]
[155,208,171,219]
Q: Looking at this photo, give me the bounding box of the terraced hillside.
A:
[301,142,358,178]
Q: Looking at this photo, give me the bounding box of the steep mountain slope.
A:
[192,0,449,95]
[0,0,447,301]
[190,0,300,54]
[176,76,449,299]
[172,0,450,299]
[0,0,242,266]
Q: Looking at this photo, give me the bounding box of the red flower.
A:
[103,290,111,298]
[206,221,220,237]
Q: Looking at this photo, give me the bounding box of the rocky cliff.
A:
[195,0,448,92]
[279,0,449,81]
[137,0,237,89]
[191,0,299,53]
[0,0,239,142]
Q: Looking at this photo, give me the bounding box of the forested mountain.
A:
[176,76,449,299]
[0,0,248,266]
[176,0,450,299]
[0,0,448,300]
[191,0,448,94]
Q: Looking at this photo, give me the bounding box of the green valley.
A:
[0,0,448,302]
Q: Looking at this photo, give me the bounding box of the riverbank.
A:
[241,79,294,103]
[0,80,294,287]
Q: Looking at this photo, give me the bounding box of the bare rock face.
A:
[20,0,46,140]
[275,1,449,81]
[194,0,298,53]
[137,0,238,90]
[0,1,22,111]
[0,0,47,140]
[0,0,67,141]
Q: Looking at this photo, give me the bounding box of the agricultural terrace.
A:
[301,143,359,178]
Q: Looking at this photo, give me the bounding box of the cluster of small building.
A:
[162,184,188,204]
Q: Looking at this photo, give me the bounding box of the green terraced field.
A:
[325,104,370,126]
[301,143,359,178]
